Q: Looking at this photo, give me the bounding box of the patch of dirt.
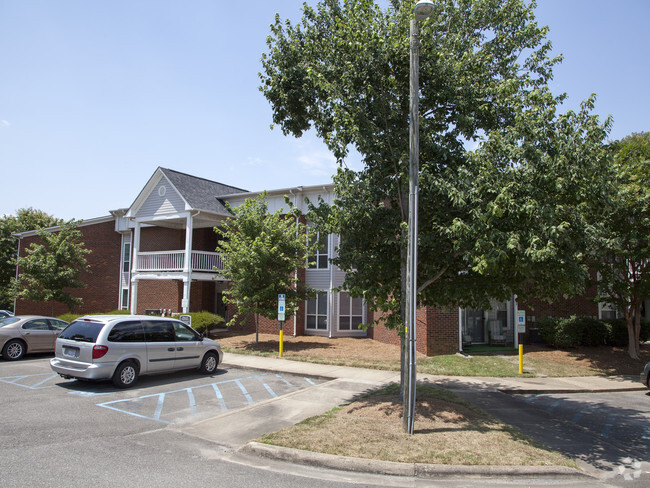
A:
[214,331,404,361]
[214,331,649,375]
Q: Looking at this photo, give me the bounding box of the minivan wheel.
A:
[2,339,26,360]
[112,361,138,388]
[200,351,218,374]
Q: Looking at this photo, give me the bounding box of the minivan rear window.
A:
[108,321,145,342]
[58,321,105,342]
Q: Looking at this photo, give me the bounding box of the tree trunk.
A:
[625,305,640,360]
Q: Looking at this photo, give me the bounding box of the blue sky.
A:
[1,0,648,221]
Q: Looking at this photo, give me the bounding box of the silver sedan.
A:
[0,315,70,360]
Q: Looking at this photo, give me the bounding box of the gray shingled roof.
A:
[160,168,247,216]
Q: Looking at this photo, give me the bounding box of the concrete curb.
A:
[498,386,647,395]
[241,442,592,480]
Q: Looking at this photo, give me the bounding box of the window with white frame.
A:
[339,292,363,330]
[121,288,129,310]
[122,241,131,272]
[307,231,329,269]
[306,292,328,330]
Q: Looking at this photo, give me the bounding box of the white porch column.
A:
[130,279,138,315]
[182,213,193,313]
[513,294,519,348]
[130,223,141,314]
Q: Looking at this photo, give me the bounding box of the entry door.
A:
[466,309,485,343]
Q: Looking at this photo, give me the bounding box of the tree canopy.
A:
[12,219,91,312]
[0,208,62,310]
[594,132,650,359]
[260,0,611,331]
[216,194,317,341]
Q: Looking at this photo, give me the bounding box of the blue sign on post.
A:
[277,294,286,322]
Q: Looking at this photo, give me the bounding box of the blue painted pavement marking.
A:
[96,372,292,424]
[0,373,58,390]
[304,377,316,386]
[601,413,618,439]
[546,399,562,413]
[235,379,253,404]
[212,384,228,413]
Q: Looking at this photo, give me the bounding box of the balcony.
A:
[136,250,224,273]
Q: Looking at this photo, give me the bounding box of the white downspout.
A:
[182,213,193,313]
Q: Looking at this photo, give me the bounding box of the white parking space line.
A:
[0,373,58,390]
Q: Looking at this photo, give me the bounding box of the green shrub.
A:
[57,313,83,323]
[535,316,559,345]
[604,318,650,346]
[553,317,584,348]
[535,315,609,348]
[184,311,225,333]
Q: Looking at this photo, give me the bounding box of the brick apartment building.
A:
[12,167,625,356]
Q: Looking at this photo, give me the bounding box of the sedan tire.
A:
[2,339,26,361]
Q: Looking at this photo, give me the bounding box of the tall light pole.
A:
[404,0,434,435]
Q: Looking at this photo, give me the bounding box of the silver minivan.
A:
[50,315,223,388]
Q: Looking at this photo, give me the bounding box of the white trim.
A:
[12,215,115,238]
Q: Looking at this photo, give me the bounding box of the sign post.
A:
[277,294,286,358]
[517,310,526,374]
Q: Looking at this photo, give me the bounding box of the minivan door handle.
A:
[167,348,175,352]
[176,347,184,351]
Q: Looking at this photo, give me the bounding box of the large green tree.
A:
[594,132,650,360]
[12,219,91,313]
[261,0,610,348]
[216,194,317,342]
[0,208,62,310]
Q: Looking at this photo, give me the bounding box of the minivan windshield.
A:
[58,320,105,342]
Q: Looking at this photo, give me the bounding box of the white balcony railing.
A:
[136,251,224,273]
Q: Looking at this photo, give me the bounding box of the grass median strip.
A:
[257,383,576,467]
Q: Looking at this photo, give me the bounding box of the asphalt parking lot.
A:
[0,354,326,426]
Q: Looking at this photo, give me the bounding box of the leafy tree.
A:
[594,132,650,359]
[216,193,317,343]
[261,0,610,376]
[12,219,91,313]
[0,208,62,310]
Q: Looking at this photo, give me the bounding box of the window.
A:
[49,319,70,331]
[22,319,50,331]
[121,288,129,310]
[339,292,363,331]
[306,292,328,330]
[122,242,131,272]
[143,320,175,342]
[108,321,145,342]
[308,231,328,269]
[173,321,199,341]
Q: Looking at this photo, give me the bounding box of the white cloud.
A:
[1,120,10,127]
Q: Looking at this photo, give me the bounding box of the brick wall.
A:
[15,220,122,316]
[136,279,182,314]
[369,305,459,356]
[424,306,460,355]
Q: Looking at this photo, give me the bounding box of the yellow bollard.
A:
[279,328,284,358]
[518,344,523,374]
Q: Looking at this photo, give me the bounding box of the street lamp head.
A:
[414,0,435,21]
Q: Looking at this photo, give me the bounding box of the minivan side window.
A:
[108,321,145,342]
[143,320,175,342]
[172,321,200,341]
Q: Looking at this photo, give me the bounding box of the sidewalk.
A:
[176,353,645,481]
